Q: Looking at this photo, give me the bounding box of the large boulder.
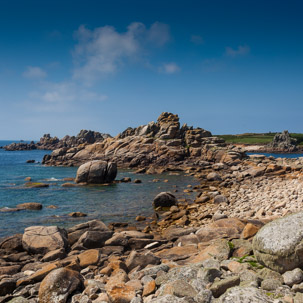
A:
[253,212,303,273]
[217,286,275,303]
[75,160,117,184]
[22,226,68,254]
[153,192,177,208]
[38,268,83,303]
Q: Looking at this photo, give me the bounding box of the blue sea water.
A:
[247,152,303,158]
[0,140,199,238]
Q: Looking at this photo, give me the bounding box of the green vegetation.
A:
[232,255,264,269]
[228,241,235,250]
[217,132,303,145]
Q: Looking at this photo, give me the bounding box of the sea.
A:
[0,140,200,238]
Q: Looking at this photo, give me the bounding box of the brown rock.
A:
[187,239,231,263]
[107,284,136,303]
[16,202,42,210]
[155,245,198,261]
[0,234,23,252]
[17,262,60,287]
[78,249,100,268]
[241,223,260,239]
[126,251,160,271]
[68,212,87,217]
[142,280,156,296]
[41,248,66,262]
[0,265,21,275]
[72,230,113,249]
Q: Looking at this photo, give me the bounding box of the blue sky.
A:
[0,0,302,139]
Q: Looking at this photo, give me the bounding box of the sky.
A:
[0,0,303,139]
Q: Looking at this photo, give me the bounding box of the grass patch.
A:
[217,132,303,145]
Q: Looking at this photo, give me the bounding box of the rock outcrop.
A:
[42,113,244,168]
[75,160,117,184]
[267,130,297,152]
[4,130,111,151]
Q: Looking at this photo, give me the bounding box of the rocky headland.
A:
[41,112,244,168]
[2,113,303,302]
[3,130,111,151]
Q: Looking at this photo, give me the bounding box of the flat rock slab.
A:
[253,212,303,273]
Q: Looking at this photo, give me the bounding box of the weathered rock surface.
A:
[253,212,303,273]
[75,160,117,184]
[22,226,68,254]
[38,268,83,303]
[216,286,276,302]
[267,130,297,152]
[41,113,239,168]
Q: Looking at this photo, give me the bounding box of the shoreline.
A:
[2,153,303,302]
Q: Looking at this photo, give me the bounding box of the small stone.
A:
[210,276,240,298]
[134,179,142,183]
[283,268,303,286]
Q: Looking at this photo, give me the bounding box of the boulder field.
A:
[1,214,303,303]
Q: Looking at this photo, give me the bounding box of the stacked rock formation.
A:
[267,130,297,152]
[42,112,244,167]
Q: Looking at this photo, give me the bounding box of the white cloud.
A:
[191,35,204,45]
[73,22,171,84]
[159,62,181,74]
[28,81,107,112]
[225,45,250,57]
[23,66,47,79]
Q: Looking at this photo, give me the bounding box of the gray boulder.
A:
[253,212,303,273]
[75,160,117,184]
[153,192,177,208]
[216,286,275,303]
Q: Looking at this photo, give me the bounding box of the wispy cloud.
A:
[225,45,250,57]
[73,22,171,84]
[191,34,204,45]
[158,62,181,74]
[27,81,107,112]
[23,66,47,79]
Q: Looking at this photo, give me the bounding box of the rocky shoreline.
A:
[2,113,303,302]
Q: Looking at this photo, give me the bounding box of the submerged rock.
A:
[75,160,117,184]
